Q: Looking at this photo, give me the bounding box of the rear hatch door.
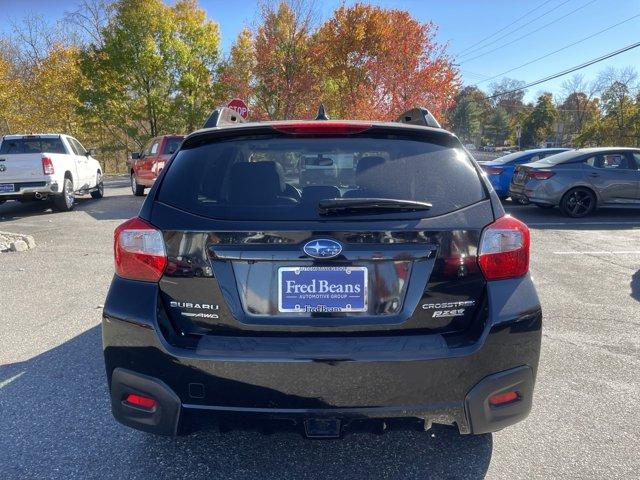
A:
[149,125,494,336]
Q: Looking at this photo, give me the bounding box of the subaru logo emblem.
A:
[303,239,342,259]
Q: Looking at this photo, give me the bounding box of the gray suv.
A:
[509,147,640,217]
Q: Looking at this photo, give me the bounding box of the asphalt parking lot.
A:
[1,178,639,480]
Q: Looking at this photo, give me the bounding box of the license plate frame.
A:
[0,183,15,193]
[278,266,368,313]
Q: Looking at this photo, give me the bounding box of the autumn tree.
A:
[251,1,318,119]
[0,47,18,135]
[220,28,256,104]
[488,78,526,117]
[315,3,458,120]
[172,0,222,131]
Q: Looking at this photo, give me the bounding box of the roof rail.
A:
[203,107,247,129]
[395,107,441,129]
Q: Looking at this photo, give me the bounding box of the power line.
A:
[487,41,640,99]
[456,0,556,56]
[458,0,570,58]
[459,0,598,65]
[475,13,640,85]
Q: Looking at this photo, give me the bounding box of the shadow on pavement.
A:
[0,185,143,223]
[0,326,493,480]
[631,270,640,302]
[503,204,640,230]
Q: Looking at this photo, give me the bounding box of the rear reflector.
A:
[42,156,54,175]
[272,121,372,135]
[528,170,555,180]
[478,215,530,280]
[114,217,167,282]
[125,393,156,409]
[488,390,520,406]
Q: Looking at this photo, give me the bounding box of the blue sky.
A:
[2,0,639,101]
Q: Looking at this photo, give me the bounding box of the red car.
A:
[129,135,184,196]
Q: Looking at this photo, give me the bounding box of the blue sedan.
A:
[479,148,570,199]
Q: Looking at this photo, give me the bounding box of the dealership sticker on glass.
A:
[278,266,368,313]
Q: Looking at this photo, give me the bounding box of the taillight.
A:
[483,166,504,175]
[478,215,530,280]
[527,170,555,180]
[272,121,372,135]
[114,217,167,282]
[42,156,54,175]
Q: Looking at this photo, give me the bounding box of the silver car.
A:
[509,147,640,217]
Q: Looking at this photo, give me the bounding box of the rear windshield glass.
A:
[157,134,486,220]
[489,151,529,164]
[163,138,183,155]
[0,137,67,154]
[534,150,579,165]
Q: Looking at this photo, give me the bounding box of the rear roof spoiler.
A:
[395,107,441,129]
[203,107,246,129]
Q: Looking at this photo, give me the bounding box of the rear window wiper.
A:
[318,198,432,216]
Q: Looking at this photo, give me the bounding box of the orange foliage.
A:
[315,3,460,120]
[222,2,459,122]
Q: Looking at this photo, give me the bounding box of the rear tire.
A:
[53,177,75,211]
[91,173,104,199]
[560,187,596,218]
[131,173,145,196]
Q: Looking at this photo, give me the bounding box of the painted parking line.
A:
[527,221,640,227]
[553,251,640,255]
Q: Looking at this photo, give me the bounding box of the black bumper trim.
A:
[465,365,534,434]
[110,368,182,436]
[108,365,535,436]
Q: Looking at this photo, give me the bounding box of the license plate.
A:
[278,266,368,313]
[0,183,14,193]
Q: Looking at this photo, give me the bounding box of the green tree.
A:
[485,106,510,145]
[600,81,638,145]
[171,0,222,131]
[520,93,557,147]
[450,96,481,141]
[79,0,221,146]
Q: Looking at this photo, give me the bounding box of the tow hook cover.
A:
[304,418,341,438]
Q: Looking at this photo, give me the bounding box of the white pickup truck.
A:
[0,134,103,211]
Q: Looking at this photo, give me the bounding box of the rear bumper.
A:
[109,363,535,436]
[103,279,542,437]
[0,181,59,199]
[509,182,558,206]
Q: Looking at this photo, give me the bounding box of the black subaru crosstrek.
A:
[103,107,541,438]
